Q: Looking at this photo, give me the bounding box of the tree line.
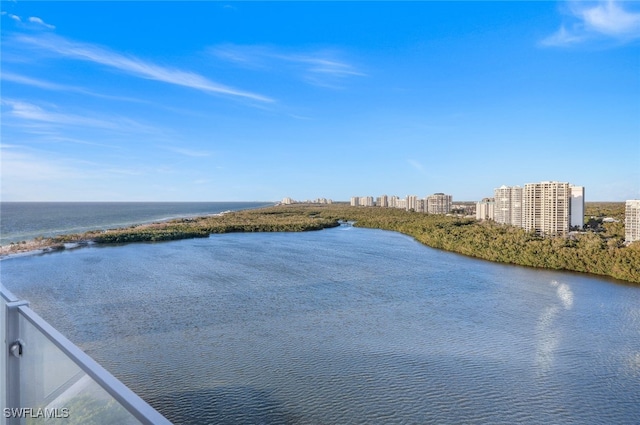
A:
[308,203,639,284]
[35,203,639,284]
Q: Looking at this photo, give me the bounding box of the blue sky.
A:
[1,1,639,202]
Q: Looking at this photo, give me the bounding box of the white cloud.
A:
[3,99,125,130]
[579,0,640,36]
[1,99,162,137]
[28,16,55,29]
[1,72,152,104]
[2,72,76,91]
[12,34,274,103]
[0,72,175,110]
[2,13,55,29]
[211,44,366,88]
[542,24,585,46]
[542,0,640,46]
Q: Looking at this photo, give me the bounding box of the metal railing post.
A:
[5,300,29,425]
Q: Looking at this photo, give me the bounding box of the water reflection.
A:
[535,280,574,375]
[624,305,640,377]
[552,280,574,310]
[628,352,640,376]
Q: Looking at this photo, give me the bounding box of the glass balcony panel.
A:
[13,314,145,425]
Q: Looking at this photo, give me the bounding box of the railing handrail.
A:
[1,285,19,304]
[1,284,172,425]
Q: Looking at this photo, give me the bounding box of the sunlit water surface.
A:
[2,226,639,424]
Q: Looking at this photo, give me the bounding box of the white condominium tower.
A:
[361,196,374,207]
[494,185,523,226]
[407,195,419,211]
[389,196,400,208]
[476,198,495,221]
[523,181,583,236]
[625,200,640,244]
[351,196,374,207]
[427,193,452,214]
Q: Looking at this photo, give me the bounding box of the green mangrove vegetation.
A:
[305,203,639,284]
[54,207,340,244]
[4,203,638,285]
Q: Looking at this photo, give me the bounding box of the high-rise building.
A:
[523,181,571,236]
[407,195,418,211]
[378,195,389,208]
[427,193,452,214]
[570,186,585,229]
[476,198,495,221]
[350,196,359,207]
[494,185,523,226]
[361,196,374,207]
[625,200,640,244]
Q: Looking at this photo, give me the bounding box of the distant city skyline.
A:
[1,2,639,202]
[347,181,587,237]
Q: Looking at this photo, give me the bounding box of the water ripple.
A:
[2,227,639,424]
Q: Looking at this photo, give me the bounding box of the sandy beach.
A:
[0,238,80,257]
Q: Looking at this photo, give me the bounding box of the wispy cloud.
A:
[542,0,640,46]
[210,44,366,88]
[1,72,154,104]
[2,12,55,29]
[542,25,585,46]
[2,99,162,137]
[3,99,130,130]
[11,34,274,103]
[28,16,55,29]
[2,72,77,91]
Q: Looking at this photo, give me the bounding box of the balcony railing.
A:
[1,284,172,424]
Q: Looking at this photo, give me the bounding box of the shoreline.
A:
[1,204,638,285]
[0,201,277,245]
[0,204,337,258]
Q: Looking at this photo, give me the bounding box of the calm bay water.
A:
[0,202,273,245]
[1,225,639,424]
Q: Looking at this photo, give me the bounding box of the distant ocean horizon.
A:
[0,201,275,245]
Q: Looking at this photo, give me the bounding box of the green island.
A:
[3,202,639,285]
